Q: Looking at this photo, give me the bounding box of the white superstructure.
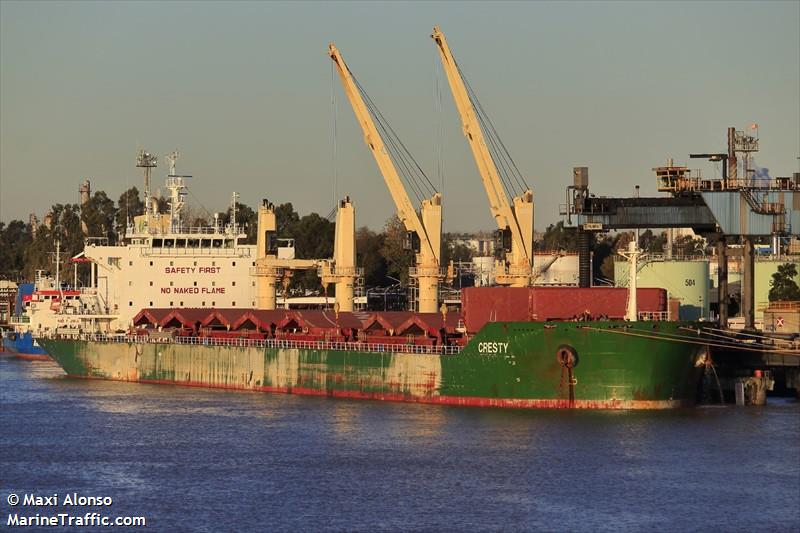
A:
[27,151,259,334]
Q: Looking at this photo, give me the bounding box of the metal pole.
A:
[743,237,755,330]
[717,237,728,328]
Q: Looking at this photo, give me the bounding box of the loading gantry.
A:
[432,26,535,287]
[329,42,445,313]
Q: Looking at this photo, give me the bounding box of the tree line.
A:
[0,187,475,290]
[4,189,796,298]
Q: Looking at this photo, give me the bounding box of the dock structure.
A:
[562,126,799,331]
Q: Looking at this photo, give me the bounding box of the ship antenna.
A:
[231,191,239,238]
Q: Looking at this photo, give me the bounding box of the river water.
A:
[1,356,798,532]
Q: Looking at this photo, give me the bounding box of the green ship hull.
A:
[37,321,708,409]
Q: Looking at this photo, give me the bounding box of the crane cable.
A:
[348,70,438,205]
[355,76,433,202]
[454,59,529,198]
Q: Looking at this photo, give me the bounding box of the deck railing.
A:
[46,332,464,356]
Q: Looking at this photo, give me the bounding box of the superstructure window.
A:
[150,281,153,286]
[129,301,133,306]
[153,239,162,248]
[149,261,153,266]
[232,281,236,286]
[149,301,153,306]
[176,239,186,247]
[232,302,236,306]
[232,261,236,266]
[129,261,133,266]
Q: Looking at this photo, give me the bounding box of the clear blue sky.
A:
[2,1,798,232]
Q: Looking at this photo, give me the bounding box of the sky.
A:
[1,1,798,233]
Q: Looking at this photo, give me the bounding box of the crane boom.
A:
[329,43,439,263]
[329,42,444,312]
[432,26,533,270]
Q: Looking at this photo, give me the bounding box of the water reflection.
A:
[2,359,798,532]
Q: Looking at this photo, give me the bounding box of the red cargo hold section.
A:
[461,287,668,333]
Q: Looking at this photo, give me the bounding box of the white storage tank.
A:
[615,259,710,320]
[533,254,579,285]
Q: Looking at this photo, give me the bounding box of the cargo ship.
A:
[37,286,710,409]
[2,277,72,360]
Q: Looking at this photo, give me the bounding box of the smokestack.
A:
[29,213,39,238]
[79,179,91,205]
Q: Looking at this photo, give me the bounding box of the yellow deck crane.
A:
[432,26,535,287]
[329,43,445,313]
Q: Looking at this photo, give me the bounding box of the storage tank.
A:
[711,257,800,320]
[615,259,710,320]
[471,256,495,287]
[533,254,579,285]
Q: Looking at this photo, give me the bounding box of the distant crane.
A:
[432,26,535,287]
[329,43,444,313]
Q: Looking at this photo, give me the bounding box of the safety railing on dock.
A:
[48,333,464,356]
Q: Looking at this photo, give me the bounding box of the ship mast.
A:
[136,150,158,224]
[165,151,189,233]
[619,240,642,322]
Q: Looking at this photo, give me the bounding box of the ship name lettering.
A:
[477,342,509,354]
[23,493,58,506]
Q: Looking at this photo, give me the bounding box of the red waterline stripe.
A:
[10,353,52,361]
[65,374,690,410]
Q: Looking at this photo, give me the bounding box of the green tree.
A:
[81,191,117,242]
[274,202,300,237]
[0,220,33,280]
[536,221,577,252]
[442,233,474,266]
[768,263,800,301]
[115,187,144,235]
[220,202,258,244]
[356,227,388,286]
[673,234,706,256]
[593,233,617,283]
[24,204,84,281]
[638,229,667,253]
[380,215,413,285]
[284,212,335,292]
